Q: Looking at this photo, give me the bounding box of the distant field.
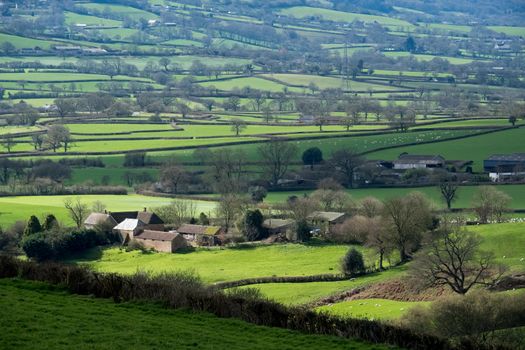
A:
[317,298,429,320]
[199,77,299,93]
[473,222,525,271]
[0,194,214,227]
[279,6,413,28]
[0,279,379,350]
[487,26,525,37]
[261,74,402,91]
[77,243,378,283]
[78,3,158,20]
[240,268,405,305]
[0,72,151,82]
[264,184,525,210]
[64,11,121,26]
[368,127,525,171]
[0,32,59,49]
[383,52,480,65]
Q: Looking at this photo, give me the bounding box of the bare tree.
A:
[159,164,189,193]
[258,140,297,186]
[364,216,391,270]
[439,180,459,210]
[382,192,433,262]
[230,118,247,136]
[472,186,511,223]
[64,197,89,228]
[155,200,197,227]
[359,196,384,218]
[208,149,247,194]
[330,149,365,188]
[412,223,500,294]
[215,194,248,231]
[1,134,15,153]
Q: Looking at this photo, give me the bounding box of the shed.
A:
[134,230,187,253]
[263,219,295,235]
[307,211,346,234]
[176,224,223,246]
[393,154,445,170]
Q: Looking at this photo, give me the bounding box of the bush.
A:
[22,234,54,261]
[341,248,365,275]
[243,209,267,241]
[302,147,323,166]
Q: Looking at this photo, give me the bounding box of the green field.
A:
[0,32,59,50]
[0,279,386,350]
[487,26,525,37]
[77,243,379,283]
[261,74,402,91]
[0,72,151,82]
[383,52,480,65]
[64,11,122,26]
[473,223,525,271]
[263,184,525,210]
[368,127,525,171]
[279,7,413,28]
[0,194,215,227]
[199,77,299,93]
[78,3,159,20]
[317,298,429,320]
[240,267,405,305]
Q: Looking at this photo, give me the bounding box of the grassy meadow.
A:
[0,279,387,350]
[75,243,381,283]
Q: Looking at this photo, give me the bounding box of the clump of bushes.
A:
[341,248,365,275]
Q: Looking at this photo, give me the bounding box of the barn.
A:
[134,230,187,253]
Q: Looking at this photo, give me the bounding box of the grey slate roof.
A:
[307,211,346,222]
[84,213,117,226]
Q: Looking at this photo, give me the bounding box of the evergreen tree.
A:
[24,215,42,236]
[243,209,266,241]
[341,248,365,275]
[42,214,58,231]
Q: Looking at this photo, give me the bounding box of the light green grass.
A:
[64,11,121,26]
[472,222,525,272]
[199,77,299,93]
[383,52,480,65]
[0,279,385,350]
[0,72,151,82]
[264,184,525,210]
[66,123,175,134]
[261,74,402,91]
[279,7,413,28]
[240,268,405,305]
[77,244,377,284]
[0,194,215,227]
[78,3,158,20]
[0,32,59,50]
[368,127,525,172]
[317,299,429,320]
[487,26,525,37]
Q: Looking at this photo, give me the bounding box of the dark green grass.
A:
[0,278,396,350]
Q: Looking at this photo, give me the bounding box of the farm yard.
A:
[1,0,525,349]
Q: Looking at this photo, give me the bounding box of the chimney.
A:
[104,209,107,214]
[143,207,147,212]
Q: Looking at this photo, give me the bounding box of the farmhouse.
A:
[307,211,346,234]
[134,230,187,253]
[83,212,117,230]
[263,219,295,235]
[109,209,164,231]
[392,154,445,170]
[484,153,525,182]
[176,224,223,246]
[113,218,145,243]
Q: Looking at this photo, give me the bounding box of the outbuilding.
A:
[134,230,187,253]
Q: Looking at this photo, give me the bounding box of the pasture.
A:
[77,243,380,283]
[368,127,525,172]
[264,184,525,210]
[0,279,380,350]
[279,6,413,28]
[317,299,429,320]
[0,194,215,227]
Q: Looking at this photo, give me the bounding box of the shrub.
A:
[341,248,365,275]
[42,214,59,231]
[22,234,54,261]
[243,209,267,241]
[302,147,323,166]
[126,239,149,253]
